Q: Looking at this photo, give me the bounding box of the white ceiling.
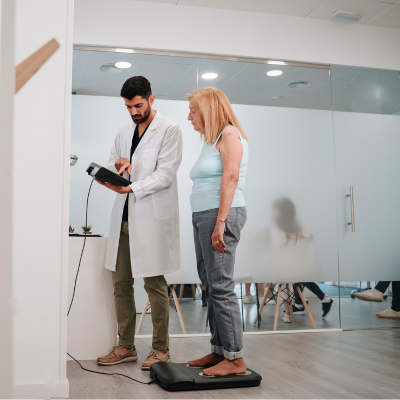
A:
[72,50,400,115]
[136,0,400,29]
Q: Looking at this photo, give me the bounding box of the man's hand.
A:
[95,179,133,194]
[115,158,132,176]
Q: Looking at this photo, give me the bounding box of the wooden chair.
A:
[254,283,317,331]
[168,284,197,302]
[137,285,187,335]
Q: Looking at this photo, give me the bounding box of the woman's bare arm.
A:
[211,127,243,253]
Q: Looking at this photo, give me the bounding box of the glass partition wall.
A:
[330,65,400,330]
[70,47,400,334]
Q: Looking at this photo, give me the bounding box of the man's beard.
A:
[131,103,151,125]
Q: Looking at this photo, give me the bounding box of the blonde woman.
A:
[187,87,248,376]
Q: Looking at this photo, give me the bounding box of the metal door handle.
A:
[346,186,355,232]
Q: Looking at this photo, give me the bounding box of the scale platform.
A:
[150,362,262,391]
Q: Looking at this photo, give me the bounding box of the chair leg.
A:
[191,284,196,300]
[169,284,176,301]
[274,285,282,331]
[296,286,317,329]
[286,284,294,323]
[172,287,187,334]
[253,285,271,325]
[179,284,184,303]
[136,296,150,335]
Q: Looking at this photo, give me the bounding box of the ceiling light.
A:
[287,81,311,88]
[271,96,283,101]
[115,62,132,69]
[332,10,362,22]
[116,48,135,53]
[267,61,285,66]
[99,64,123,74]
[267,70,283,77]
[202,73,218,80]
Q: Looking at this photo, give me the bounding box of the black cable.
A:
[67,353,156,385]
[67,179,94,317]
[67,179,156,386]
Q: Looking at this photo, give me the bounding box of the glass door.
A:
[331,65,400,329]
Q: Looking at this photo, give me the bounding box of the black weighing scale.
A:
[150,363,262,391]
[86,162,131,187]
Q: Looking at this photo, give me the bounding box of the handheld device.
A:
[86,162,131,187]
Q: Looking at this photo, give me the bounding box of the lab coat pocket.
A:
[152,188,173,220]
[142,148,159,169]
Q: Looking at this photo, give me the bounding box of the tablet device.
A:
[86,162,131,187]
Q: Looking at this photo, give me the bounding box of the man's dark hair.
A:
[120,76,152,100]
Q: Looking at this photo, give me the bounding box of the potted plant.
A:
[81,225,92,235]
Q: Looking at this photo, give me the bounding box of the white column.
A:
[0,0,15,398]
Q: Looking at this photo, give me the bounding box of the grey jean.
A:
[192,207,247,360]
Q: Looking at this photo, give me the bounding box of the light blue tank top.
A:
[190,125,248,213]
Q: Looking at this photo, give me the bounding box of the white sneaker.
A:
[355,289,383,303]
[243,295,256,304]
[376,308,400,319]
[282,312,292,323]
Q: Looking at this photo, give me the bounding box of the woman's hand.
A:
[211,220,226,253]
[115,158,132,175]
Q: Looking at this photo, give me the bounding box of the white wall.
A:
[0,1,15,397]
[71,95,339,283]
[11,1,73,398]
[74,0,400,71]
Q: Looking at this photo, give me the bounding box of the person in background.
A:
[244,283,266,304]
[95,76,183,370]
[355,281,400,319]
[292,282,336,319]
[270,198,336,323]
[187,87,248,376]
[200,283,207,307]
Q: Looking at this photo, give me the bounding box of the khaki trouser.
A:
[112,221,169,350]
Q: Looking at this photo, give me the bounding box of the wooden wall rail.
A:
[15,38,60,93]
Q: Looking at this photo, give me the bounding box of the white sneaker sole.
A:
[97,356,138,365]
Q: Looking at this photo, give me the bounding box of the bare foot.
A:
[202,358,247,376]
[188,353,224,367]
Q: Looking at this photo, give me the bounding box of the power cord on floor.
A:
[67,353,156,385]
[67,178,157,386]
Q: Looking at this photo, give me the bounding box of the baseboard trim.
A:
[13,381,69,399]
[135,329,342,339]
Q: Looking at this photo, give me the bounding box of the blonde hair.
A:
[187,87,247,144]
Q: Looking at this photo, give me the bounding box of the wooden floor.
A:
[67,329,400,399]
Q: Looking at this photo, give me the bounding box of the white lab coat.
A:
[104,111,183,277]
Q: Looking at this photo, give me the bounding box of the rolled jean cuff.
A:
[211,345,224,356]
[224,348,244,360]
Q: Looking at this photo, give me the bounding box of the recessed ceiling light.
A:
[267,70,283,77]
[287,81,311,88]
[267,61,285,66]
[116,48,135,53]
[99,64,123,74]
[115,62,132,69]
[202,73,218,80]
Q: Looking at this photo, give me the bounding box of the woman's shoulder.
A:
[218,126,241,144]
[222,126,240,136]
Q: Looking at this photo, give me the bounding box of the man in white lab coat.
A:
[95,76,182,370]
